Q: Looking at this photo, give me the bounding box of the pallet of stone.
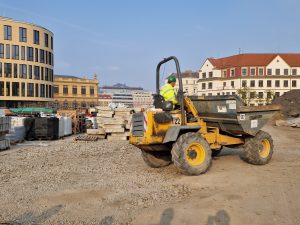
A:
[86,128,106,135]
[95,106,112,111]
[96,111,114,118]
[0,138,10,150]
[104,127,124,133]
[96,117,125,125]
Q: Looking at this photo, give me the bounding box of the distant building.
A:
[53,74,98,109]
[132,91,153,108]
[99,83,152,108]
[172,71,199,96]
[0,17,54,108]
[98,93,112,107]
[198,53,300,105]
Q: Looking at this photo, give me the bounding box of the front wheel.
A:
[171,132,212,175]
[241,130,274,165]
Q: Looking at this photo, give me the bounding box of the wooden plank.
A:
[86,128,106,135]
[107,135,127,141]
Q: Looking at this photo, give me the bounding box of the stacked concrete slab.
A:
[86,107,132,140]
[0,117,11,150]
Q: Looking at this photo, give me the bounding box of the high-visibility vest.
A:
[160,83,178,104]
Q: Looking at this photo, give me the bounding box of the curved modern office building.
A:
[0,16,54,107]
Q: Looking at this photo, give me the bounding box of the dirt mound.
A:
[273,90,300,118]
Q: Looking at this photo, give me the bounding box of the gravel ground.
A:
[0,125,300,225]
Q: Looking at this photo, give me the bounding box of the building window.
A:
[284,69,289,75]
[242,80,247,87]
[250,80,255,87]
[34,66,40,80]
[19,64,27,79]
[230,69,235,77]
[13,63,18,78]
[231,81,234,87]
[12,45,19,60]
[27,83,34,97]
[223,82,226,87]
[258,80,263,87]
[6,44,10,59]
[28,65,32,79]
[292,80,297,87]
[4,63,12,77]
[40,67,44,80]
[275,80,280,87]
[33,30,40,44]
[209,72,213,78]
[250,68,256,76]
[81,102,86,108]
[35,48,39,62]
[0,44,4,58]
[241,68,247,76]
[6,82,10,96]
[53,85,59,94]
[27,47,34,61]
[267,69,272,75]
[19,27,27,42]
[40,49,45,63]
[258,68,264,76]
[267,80,272,87]
[0,81,4,96]
[250,92,256,98]
[51,36,53,49]
[258,92,264,98]
[72,86,77,95]
[208,82,212,89]
[12,82,20,96]
[44,33,49,47]
[223,70,227,77]
[202,72,206,79]
[0,62,2,77]
[4,25,12,40]
[90,87,95,96]
[275,69,280,75]
[63,85,68,95]
[40,84,45,97]
[232,92,236,95]
[267,92,272,99]
[21,46,25,60]
[202,83,206,89]
[81,86,86,95]
[185,80,188,84]
[284,80,289,87]
[292,69,297,75]
[275,92,280,98]
[35,84,39,97]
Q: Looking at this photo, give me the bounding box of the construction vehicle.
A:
[129,56,279,175]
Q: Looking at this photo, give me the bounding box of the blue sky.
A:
[1,0,300,91]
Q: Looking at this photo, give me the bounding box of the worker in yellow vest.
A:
[160,75,178,105]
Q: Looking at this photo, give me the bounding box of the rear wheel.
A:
[241,130,274,165]
[141,150,172,168]
[171,132,212,175]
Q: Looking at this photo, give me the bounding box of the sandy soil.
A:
[0,125,299,225]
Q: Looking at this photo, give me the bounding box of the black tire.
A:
[212,147,223,157]
[141,150,172,168]
[241,130,274,165]
[171,132,212,175]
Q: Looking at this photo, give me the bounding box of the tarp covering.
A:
[9,108,56,114]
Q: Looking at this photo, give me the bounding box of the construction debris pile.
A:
[273,90,300,128]
[86,107,133,141]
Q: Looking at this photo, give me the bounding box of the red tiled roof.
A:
[207,53,300,69]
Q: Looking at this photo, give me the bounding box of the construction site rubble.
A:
[273,90,300,128]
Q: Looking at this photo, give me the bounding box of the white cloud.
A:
[107,66,120,71]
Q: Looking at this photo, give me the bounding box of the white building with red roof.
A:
[198,53,300,105]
